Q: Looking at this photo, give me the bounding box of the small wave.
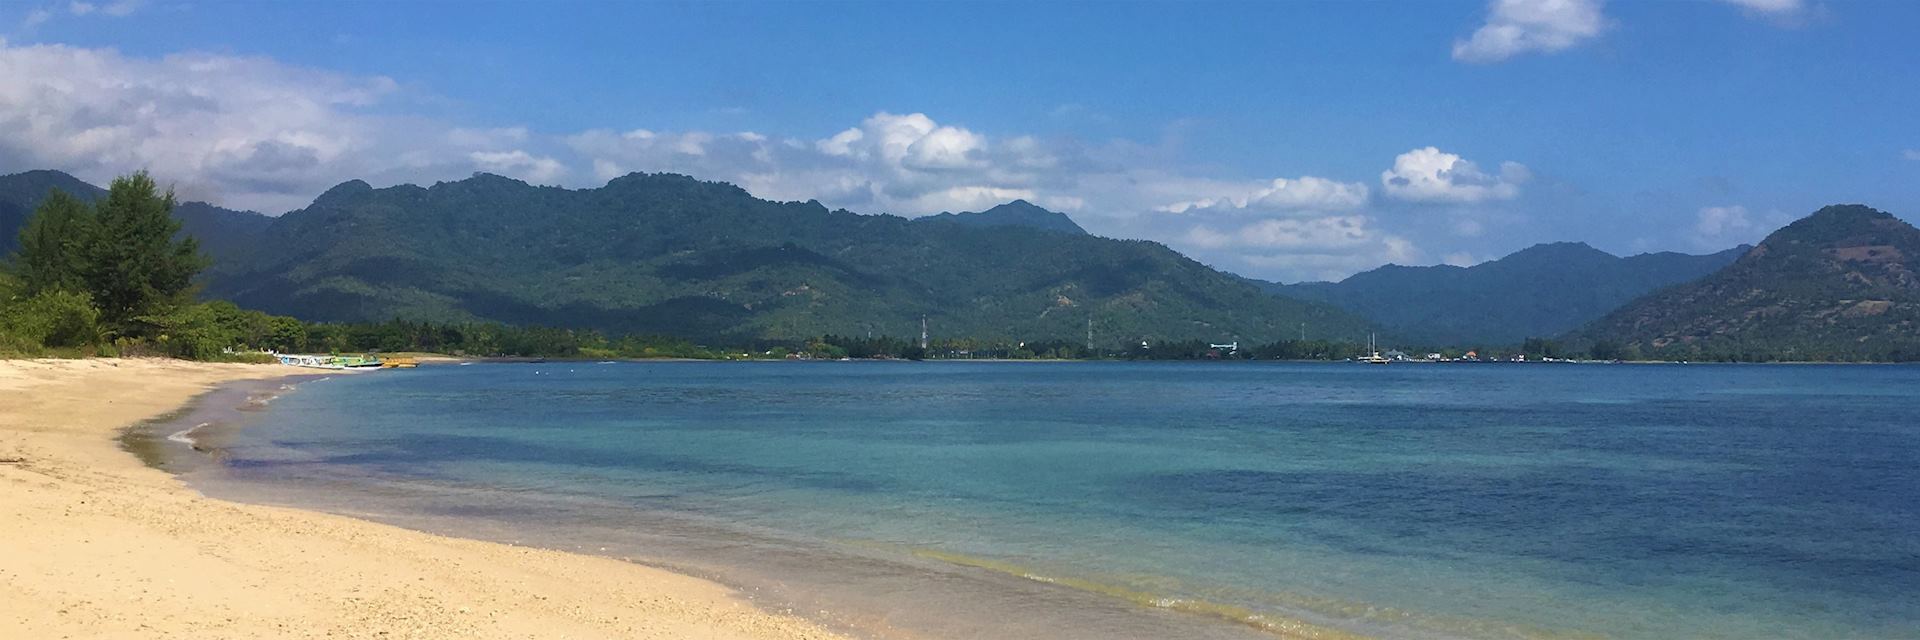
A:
[910,549,1370,640]
[167,422,214,449]
[910,549,1598,640]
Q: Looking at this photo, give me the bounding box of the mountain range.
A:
[1575,204,1920,360]
[5,169,1915,358]
[1259,242,1749,345]
[0,169,273,262]
[0,170,1365,344]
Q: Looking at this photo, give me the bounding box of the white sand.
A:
[0,358,849,640]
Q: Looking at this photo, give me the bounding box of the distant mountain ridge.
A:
[152,171,1369,344]
[1259,241,1748,345]
[0,170,273,262]
[912,200,1089,235]
[1576,205,1920,360]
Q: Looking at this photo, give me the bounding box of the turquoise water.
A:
[189,362,1920,639]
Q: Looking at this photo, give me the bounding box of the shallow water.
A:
[166,361,1920,639]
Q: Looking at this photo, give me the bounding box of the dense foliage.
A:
[0,173,237,359]
[1262,242,1747,345]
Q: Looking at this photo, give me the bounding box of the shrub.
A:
[1,289,102,348]
[137,303,239,361]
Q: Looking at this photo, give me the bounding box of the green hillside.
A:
[1575,205,1920,361]
[198,172,1370,345]
[1261,241,1745,345]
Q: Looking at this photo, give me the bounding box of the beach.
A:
[0,358,848,640]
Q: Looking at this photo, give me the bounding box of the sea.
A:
[143,361,1920,639]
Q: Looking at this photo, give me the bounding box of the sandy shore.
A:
[0,358,848,640]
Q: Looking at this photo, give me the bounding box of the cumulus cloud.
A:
[0,40,1494,282]
[1380,147,1529,203]
[468,150,565,184]
[1172,214,1423,282]
[1453,0,1608,63]
[568,111,1068,214]
[1691,204,1788,249]
[0,40,560,212]
[1158,176,1369,214]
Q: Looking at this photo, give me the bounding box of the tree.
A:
[13,189,96,296]
[83,172,208,331]
[1589,339,1625,361]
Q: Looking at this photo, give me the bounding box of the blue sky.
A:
[3,0,1917,281]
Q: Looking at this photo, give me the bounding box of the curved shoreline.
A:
[0,358,849,640]
[146,362,1341,640]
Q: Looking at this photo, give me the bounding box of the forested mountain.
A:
[0,170,273,261]
[1258,242,1746,345]
[0,170,103,255]
[191,172,1369,344]
[912,200,1088,235]
[1575,205,1920,361]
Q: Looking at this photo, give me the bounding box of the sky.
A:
[2,0,1917,283]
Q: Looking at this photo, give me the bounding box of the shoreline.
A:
[0,358,850,640]
[155,362,1340,640]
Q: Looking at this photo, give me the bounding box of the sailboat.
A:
[1360,333,1390,364]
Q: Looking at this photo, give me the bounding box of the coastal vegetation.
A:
[0,172,230,359]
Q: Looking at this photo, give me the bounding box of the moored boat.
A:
[274,353,386,370]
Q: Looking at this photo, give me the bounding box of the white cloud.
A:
[468,150,565,184]
[446,127,530,148]
[1443,252,1483,267]
[0,41,525,212]
[1159,176,1369,214]
[1184,216,1376,251]
[1381,147,1529,203]
[68,2,97,16]
[1453,0,1608,63]
[1694,205,1752,238]
[1691,204,1789,249]
[570,110,1065,214]
[1174,215,1424,282]
[1718,0,1804,18]
[22,9,53,29]
[100,0,143,16]
[0,40,1482,282]
[1904,149,1920,161]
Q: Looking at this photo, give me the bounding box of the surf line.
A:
[167,422,215,450]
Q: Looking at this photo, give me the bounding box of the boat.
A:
[1359,333,1390,364]
[274,353,386,370]
[380,357,419,369]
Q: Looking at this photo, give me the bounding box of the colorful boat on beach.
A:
[273,353,385,370]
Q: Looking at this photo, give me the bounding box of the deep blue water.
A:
[196,362,1920,639]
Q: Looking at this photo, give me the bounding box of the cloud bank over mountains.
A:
[0,38,1544,281]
